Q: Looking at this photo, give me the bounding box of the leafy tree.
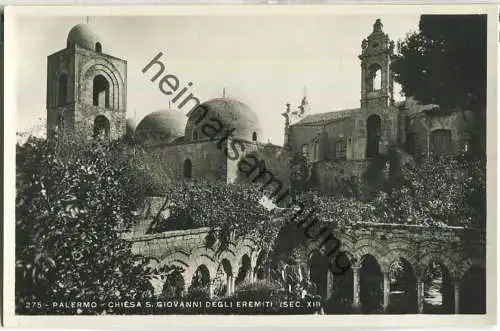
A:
[376,152,486,228]
[15,135,158,314]
[286,149,485,228]
[147,179,280,252]
[289,152,310,198]
[392,15,487,156]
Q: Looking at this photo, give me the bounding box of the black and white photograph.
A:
[3,4,496,327]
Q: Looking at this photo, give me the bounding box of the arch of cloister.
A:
[130,221,485,314]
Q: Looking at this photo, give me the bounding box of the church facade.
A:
[286,19,473,192]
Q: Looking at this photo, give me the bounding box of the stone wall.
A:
[131,227,212,260]
[407,111,472,156]
[312,159,370,192]
[227,139,291,202]
[288,124,322,156]
[146,140,228,184]
[46,49,77,138]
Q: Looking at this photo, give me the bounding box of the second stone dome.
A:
[135,109,187,145]
[185,98,263,143]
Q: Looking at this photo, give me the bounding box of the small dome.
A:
[185,98,262,143]
[135,109,187,144]
[67,23,102,51]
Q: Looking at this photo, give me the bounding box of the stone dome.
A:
[67,23,102,51]
[185,98,263,143]
[135,109,187,144]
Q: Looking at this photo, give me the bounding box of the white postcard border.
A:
[3,4,498,327]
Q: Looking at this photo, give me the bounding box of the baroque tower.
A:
[359,18,395,109]
[46,23,127,140]
[352,19,398,159]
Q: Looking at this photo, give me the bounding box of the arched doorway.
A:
[360,254,383,313]
[214,259,233,298]
[253,251,268,281]
[93,75,110,108]
[189,264,211,299]
[308,250,328,298]
[235,254,252,287]
[366,114,381,158]
[162,269,186,299]
[326,266,353,314]
[183,159,192,179]
[387,258,417,314]
[423,261,454,314]
[213,259,233,298]
[93,115,110,139]
[459,266,486,314]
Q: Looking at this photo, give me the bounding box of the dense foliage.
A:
[147,179,280,252]
[15,135,156,314]
[392,14,487,155]
[288,150,485,228]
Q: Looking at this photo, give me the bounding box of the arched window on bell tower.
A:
[57,73,68,106]
[367,64,382,91]
[93,75,110,108]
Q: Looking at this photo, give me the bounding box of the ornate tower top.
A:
[298,87,310,116]
[359,18,393,58]
[358,18,395,109]
[373,18,383,33]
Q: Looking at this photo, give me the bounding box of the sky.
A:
[14,14,420,145]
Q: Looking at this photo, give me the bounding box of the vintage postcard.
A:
[3,4,497,328]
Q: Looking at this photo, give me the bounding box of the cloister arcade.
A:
[131,223,486,314]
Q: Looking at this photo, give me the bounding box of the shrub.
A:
[15,135,154,314]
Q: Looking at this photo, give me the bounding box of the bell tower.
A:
[46,23,127,141]
[359,19,395,109]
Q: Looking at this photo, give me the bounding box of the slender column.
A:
[149,276,167,297]
[247,270,254,283]
[417,277,424,314]
[208,281,214,299]
[228,275,235,296]
[265,265,271,280]
[382,272,390,311]
[182,284,189,297]
[352,266,361,309]
[454,282,460,314]
[326,270,334,300]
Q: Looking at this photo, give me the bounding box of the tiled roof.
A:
[291,108,356,126]
[290,98,438,126]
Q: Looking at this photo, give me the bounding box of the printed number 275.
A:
[25,302,42,309]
